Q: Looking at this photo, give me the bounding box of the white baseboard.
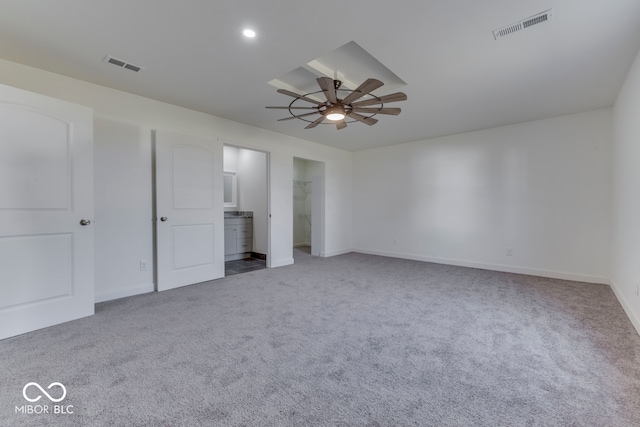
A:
[609,279,640,337]
[95,283,154,303]
[353,248,610,285]
[321,248,353,258]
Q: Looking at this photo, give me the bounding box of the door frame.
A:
[292,157,326,257]
[220,140,272,269]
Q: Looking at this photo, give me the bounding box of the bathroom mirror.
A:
[223,172,237,208]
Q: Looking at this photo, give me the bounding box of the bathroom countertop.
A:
[224,211,253,218]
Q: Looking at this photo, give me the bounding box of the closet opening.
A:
[293,157,325,258]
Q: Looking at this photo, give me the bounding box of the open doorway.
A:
[293,157,325,258]
[223,144,270,276]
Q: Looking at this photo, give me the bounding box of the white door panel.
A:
[0,234,73,308]
[0,84,94,340]
[0,109,70,209]
[172,224,215,269]
[172,146,215,209]
[155,130,223,291]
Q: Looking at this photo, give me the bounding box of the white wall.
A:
[611,48,640,334]
[353,109,612,283]
[237,148,268,255]
[0,58,353,302]
[94,119,154,301]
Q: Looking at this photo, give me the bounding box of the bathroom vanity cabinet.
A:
[224,216,253,261]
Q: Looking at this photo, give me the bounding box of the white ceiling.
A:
[1,0,639,151]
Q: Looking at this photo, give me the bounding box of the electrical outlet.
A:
[506,248,513,256]
[394,238,398,245]
[140,260,148,271]
[635,284,640,297]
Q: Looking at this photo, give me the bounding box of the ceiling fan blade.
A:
[347,112,378,126]
[278,111,320,121]
[316,77,338,104]
[351,107,401,115]
[266,106,318,110]
[336,120,347,130]
[277,89,324,106]
[304,115,326,129]
[350,92,407,107]
[341,78,384,105]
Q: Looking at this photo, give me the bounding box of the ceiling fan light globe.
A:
[326,112,346,121]
[325,105,346,121]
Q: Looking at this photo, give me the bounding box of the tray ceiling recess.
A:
[266,41,407,130]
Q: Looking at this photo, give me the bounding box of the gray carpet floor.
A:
[2,249,640,426]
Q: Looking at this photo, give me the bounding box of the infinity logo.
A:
[22,382,67,403]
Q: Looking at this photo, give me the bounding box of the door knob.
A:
[79,219,91,226]
[160,217,168,222]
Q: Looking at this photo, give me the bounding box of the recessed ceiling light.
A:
[243,29,256,38]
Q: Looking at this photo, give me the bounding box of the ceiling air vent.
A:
[104,55,144,72]
[493,9,553,40]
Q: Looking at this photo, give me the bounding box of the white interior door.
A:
[155,130,224,291]
[0,84,94,340]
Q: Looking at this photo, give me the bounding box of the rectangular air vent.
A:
[104,55,144,72]
[493,9,553,40]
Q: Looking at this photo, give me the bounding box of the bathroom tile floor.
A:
[225,246,312,276]
[225,257,266,276]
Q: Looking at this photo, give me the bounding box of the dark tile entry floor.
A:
[225,257,266,276]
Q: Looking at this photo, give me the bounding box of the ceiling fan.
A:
[266,77,407,130]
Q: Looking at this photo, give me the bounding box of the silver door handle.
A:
[160,217,168,222]
[80,219,91,226]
